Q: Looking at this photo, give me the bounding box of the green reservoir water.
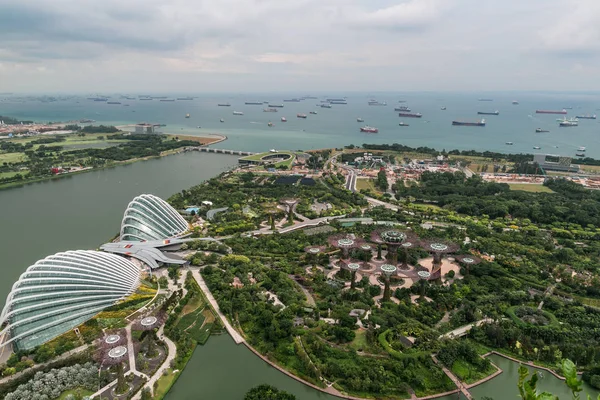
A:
[0,151,599,400]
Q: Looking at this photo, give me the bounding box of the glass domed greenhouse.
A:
[120,194,189,242]
[0,250,140,351]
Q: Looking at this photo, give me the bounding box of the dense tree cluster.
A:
[4,362,98,400]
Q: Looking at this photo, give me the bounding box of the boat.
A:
[220,119,224,123]
[107,101,121,104]
[360,126,379,133]
[564,107,573,110]
[320,104,332,108]
[297,113,307,119]
[536,109,567,114]
[283,99,300,102]
[478,98,493,101]
[177,97,194,100]
[478,110,499,115]
[452,119,486,126]
[268,104,284,108]
[398,100,407,103]
[218,103,231,107]
[441,106,446,110]
[326,98,346,102]
[368,100,387,106]
[160,99,175,102]
[578,146,586,151]
[263,108,278,112]
[233,111,244,115]
[139,98,152,100]
[559,119,578,127]
[303,96,318,99]
[395,106,411,112]
[506,142,514,145]
[329,101,347,105]
[576,153,586,157]
[398,112,422,118]
[281,117,287,122]
[268,122,273,127]
[197,126,201,128]
[533,146,541,150]
[576,114,596,119]
[310,111,318,115]
[398,122,409,126]
[535,128,549,133]
[512,100,519,105]
[245,102,263,105]
[357,118,364,122]
[185,113,190,118]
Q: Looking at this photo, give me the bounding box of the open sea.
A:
[2,92,599,157]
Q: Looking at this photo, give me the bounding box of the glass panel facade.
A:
[120,194,189,241]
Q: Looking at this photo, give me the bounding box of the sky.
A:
[0,0,599,93]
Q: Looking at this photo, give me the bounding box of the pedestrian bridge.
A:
[186,147,256,156]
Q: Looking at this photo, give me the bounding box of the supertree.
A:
[132,312,165,331]
[380,264,397,302]
[455,254,482,276]
[371,229,416,265]
[304,245,326,265]
[328,234,364,260]
[280,198,299,223]
[341,260,362,289]
[398,237,418,270]
[419,238,460,279]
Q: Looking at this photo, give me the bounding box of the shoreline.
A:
[0,133,229,191]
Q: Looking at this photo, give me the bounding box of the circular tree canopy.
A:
[108,346,128,359]
[380,264,398,275]
[420,239,460,254]
[347,263,361,271]
[455,254,482,265]
[141,316,158,327]
[417,270,431,279]
[105,335,121,345]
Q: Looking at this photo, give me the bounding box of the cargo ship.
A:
[368,100,387,106]
[399,122,409,126]
[233,111,243,115]
[218,103,231,107]
[297,113,307,119]
[535,128,549,133]
[268,104,284,108]
[302,96,318,99]
[395,106,411,112]
[159,99,175,102]
[89,97,108,101]
[478,110,499,115]
[512,100,519,105]
[576,114,596,119]
[398,112,422,118]
[263,108,278,112]
[283,99,300,102]
[559,119,578,127]
[320,104,332,108]
[452,119,486,126]
[536,109,567,114]
[139,98,152,100]
[357,117,364,122]
[578,146,586,151]
[107,101,121,105]
[329,101,347,105]
[310,111,318,115]
[245,101,263,105]
[326,98,346,102]
[576,153,585,157]
[177,97,194,100]
[360,126,378,133]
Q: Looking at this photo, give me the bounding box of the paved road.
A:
[365,196,399,211]
[125,325,149,380]
[191,268,244,344]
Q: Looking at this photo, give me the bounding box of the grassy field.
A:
[0,171,23,179]
[57,388,94,399]
[508,183,554,193]
[451,359,498,385]
[349,329,368,351]
[0,152,27,163]
[355,178,381,193]
[154,368,179,399]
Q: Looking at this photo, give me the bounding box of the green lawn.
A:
[349,329,368,351]
[451,359,498,385]
[355,178,381,193]
[153,368,179,399]
[0,152,27,163]
[57,388,93,399]
[508,184,554,193]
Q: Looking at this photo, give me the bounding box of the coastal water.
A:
[2,92,600,157]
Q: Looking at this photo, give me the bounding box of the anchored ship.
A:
[398,112,422,118]
[360,126,378,133]
[576,114,596,119]
[297,113,307,119]
[368,100,387,106]
[329,101,347,105]
[233,111,243,115]
[268,104,284,108]
[478,110,499,115]
[320,104,332,108]
[263,108,278,112]
[245,101,263,105]
[217,103,231,107]
[536,109,567,114]
[395,106,411,112]
[452,119,486,126]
